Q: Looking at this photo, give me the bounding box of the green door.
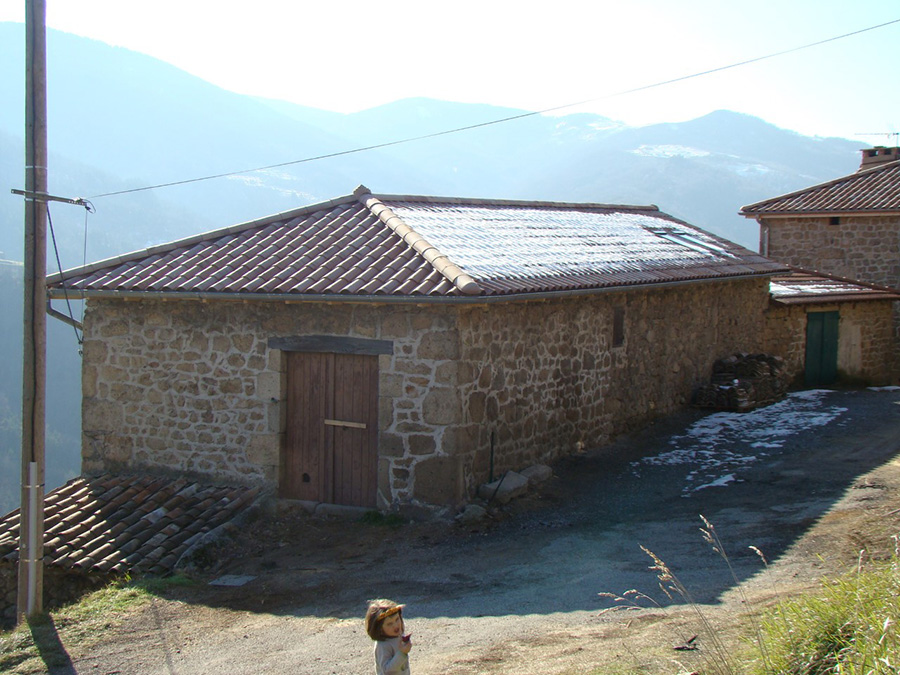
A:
[805,311,839,386]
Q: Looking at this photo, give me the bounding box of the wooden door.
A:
[282,352,379,507]
[805,311,839,386]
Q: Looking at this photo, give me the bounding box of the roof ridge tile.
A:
[357,190,483,296]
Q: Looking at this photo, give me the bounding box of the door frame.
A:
[269,335,392,507]
[805,310,839,387]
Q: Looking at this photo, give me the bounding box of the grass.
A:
[0,574,196,674]
[745,551,900,674]
[598,518,900,675]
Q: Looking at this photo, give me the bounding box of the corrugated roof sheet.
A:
[48,187,787,299]
[769,270,900,305]
[0,475,259,576]
[741,160,900,215]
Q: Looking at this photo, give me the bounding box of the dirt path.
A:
[64,388,900,674]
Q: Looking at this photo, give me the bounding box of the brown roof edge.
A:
[354,185,483,296]
[742,209,900,219]
[784,266,900,295]
[772,293,900,306]
[739,158,900,215]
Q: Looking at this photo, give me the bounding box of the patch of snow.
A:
[731,164,772,177]
[771,280,866,297]
[869,386,900,391]
[632,390,848,496]
[693,474,736,491]
[631,144,710,159]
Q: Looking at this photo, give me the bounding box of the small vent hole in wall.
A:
[302,473,311,483]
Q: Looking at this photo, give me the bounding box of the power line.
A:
[89,17,900,201]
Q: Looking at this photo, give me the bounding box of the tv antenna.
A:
[855,131,900,146]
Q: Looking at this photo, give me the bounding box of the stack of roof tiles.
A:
[0,475,259,576]
[48,186,787,301]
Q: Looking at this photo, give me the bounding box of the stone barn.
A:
[48,186,787,510]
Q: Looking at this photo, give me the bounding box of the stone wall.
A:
[82,299,467,509]
[448,278,770,493]
[763,300,896,386]
[82,300,280,486]
[762,215,900,288]
[83,278,770,510]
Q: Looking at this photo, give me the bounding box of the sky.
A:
[1,1,899,142]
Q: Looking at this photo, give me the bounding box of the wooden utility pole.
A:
[18,0,47,621]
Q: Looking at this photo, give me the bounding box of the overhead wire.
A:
[85,17,900,201]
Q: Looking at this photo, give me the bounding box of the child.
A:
[365,598,412,675]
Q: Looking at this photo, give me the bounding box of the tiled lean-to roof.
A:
[48,186,787,300]
[741,159,900,216]
[769,269,900,306]
[0,475,259,576]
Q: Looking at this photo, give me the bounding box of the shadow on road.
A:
[157,388,900,621]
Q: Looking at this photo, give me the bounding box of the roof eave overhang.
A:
[771,294,900,306]
[47,271,785,306]
[742,209,900,219]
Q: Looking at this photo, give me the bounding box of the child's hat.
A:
[377,603,405,620]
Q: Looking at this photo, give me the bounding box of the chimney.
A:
[859,146,900,170]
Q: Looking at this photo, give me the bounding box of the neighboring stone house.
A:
[742,147,900,381]
[763,269,900,387]
[48,186,787,510]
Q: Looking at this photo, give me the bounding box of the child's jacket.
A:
[374,637,410,675]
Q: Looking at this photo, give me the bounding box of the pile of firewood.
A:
[693,353,787,412]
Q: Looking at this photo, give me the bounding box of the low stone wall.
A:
[0,566,113,628]
[763,300,897,386]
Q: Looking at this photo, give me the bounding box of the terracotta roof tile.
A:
[0,475,259,576]
[48,187,787,300]
[742,160,900,215]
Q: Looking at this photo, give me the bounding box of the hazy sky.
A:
[2,1,899,141]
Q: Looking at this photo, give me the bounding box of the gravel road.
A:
[67,387,900,675]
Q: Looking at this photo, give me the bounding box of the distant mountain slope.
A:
[0,21,869,512]
[0,22,864,255]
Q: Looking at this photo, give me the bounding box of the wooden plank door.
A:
[805,311,839,386]
[282,352,378,507]
[331,354,379,507]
